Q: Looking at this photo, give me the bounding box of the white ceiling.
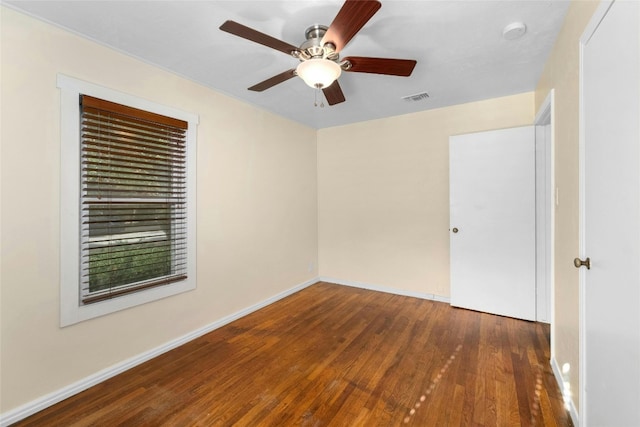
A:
[6,0,570,129]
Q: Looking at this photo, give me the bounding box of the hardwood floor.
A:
[13,282,572,426]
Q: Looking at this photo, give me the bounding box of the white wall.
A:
[0,6,318,413]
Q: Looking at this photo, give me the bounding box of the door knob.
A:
[573,257,591,270]
[452,227,459,233]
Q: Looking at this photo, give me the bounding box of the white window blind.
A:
[80,95,188,304]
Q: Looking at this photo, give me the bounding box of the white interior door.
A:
[450,126,536,321]
[581,1,640,425]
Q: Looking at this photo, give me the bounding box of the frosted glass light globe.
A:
[296,58,342,89]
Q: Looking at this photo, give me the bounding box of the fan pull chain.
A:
[314,88,324,108]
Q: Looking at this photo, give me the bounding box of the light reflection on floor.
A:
[403,344,463,424]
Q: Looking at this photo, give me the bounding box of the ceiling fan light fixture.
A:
[296,58,342,89]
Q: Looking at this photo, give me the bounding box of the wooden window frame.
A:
[58,75,198,327]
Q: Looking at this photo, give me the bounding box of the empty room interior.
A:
[1,0,639,426]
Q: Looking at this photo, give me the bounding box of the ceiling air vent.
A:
[402,92,430,102]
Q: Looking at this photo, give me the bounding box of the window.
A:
[80,95,188,304]
[58,75,198,326]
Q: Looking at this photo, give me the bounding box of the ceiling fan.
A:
[219,0,417,106]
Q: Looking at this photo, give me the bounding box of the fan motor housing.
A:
[297,25,338,61]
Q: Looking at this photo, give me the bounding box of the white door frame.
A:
[534,90,555,333]
[578,1,615,425]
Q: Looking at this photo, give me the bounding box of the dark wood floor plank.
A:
[12,282,572,427]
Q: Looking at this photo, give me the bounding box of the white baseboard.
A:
[0,277,318,427]
[550,356,580,426]
[319,276,450,303]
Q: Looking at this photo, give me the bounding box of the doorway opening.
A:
[534,90,555,328]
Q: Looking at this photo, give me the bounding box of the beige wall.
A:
[0,7,318,412]
[317,93,534,297]
[535,0,600,413]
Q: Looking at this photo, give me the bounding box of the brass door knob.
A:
[573,257,591,270]
[452,227,459,233]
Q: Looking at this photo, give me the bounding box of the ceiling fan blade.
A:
[342,57,417,76]
[220,20,300,56]
[322,81,346,106]
[321,0,382,53]
[248,69,297,92]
